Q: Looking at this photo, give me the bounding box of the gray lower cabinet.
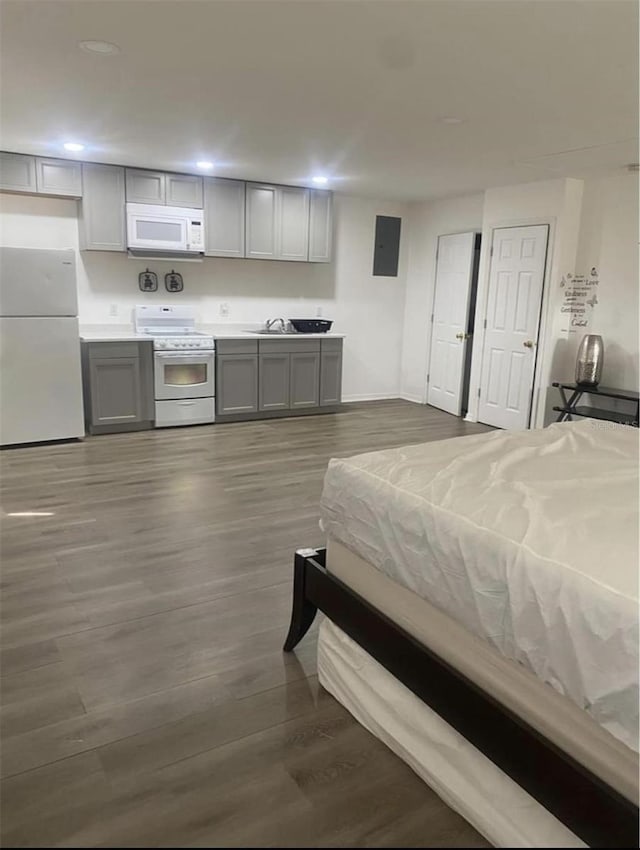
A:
[259,352,290,411]
[79,163,126,251]
[320,339,343,405]
[217,337,342,421]
[290,352,320,408]
[82,342,154,434]
[216,348,259,415]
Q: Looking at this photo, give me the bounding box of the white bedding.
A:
[320,419,639,752]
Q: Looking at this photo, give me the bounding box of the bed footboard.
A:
[283,547,639,849]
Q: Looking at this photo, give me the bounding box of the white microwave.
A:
[126,203,205,257]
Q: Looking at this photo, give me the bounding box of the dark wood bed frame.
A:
[283,548,639,849]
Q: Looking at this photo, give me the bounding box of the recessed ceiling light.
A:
[196,161,214,170]
[63,142,84,152]
[79,40,120,55]
[440,116,464,125]
[312,176,328,185]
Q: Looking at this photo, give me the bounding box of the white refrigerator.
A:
[0,247,84,445]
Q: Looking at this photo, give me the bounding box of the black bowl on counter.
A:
[289,319,333,333]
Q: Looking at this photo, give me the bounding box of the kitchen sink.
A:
[250,329,290,334]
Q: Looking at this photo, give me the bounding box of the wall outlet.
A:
[316,305,323,317]
[220,302,230,317]
[109,303,119,317]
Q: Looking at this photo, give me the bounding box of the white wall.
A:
[400,193,484,402]
[0,192,409,402]
[572,170,639,391]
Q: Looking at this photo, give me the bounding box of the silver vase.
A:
[575,334,604,386]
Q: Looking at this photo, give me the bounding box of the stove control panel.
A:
[154,336,215,351]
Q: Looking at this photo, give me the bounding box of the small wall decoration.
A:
[559,267,599,334]
[165,270,184,292]
[138,268,158,292]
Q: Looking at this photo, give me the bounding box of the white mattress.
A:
[320,419,639,752]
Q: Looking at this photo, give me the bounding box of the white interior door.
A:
[427,231,476,416]
[478,224,549,430]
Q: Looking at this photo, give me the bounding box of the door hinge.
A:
[483,318,487,329]
[490,246,494,257]
[430,313,434,323]
[435,249,439,262]
[426,374,430,384]
[477,387,481,398]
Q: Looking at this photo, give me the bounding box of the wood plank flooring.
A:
[1,400,492,848]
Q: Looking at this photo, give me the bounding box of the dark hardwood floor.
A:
[1,400,492,848]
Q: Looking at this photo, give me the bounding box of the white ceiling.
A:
[0,0,637,201]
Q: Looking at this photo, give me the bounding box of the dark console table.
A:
[552,382,639,427]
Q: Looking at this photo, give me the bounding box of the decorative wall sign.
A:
[138,268,158,292]
[559,267,599,334]
[165,270,184,292]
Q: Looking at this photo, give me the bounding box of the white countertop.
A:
[79,326,345,342]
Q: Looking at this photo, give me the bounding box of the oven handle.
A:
[154,352,214,359]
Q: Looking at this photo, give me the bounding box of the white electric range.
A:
[134,305,215,428]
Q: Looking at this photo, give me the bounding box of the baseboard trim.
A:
[341,393,401,403]
[399,393,425,404]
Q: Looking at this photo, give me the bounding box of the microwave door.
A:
[128,214,187,251]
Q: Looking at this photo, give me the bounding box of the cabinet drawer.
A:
[320,338,343,352]
[259,338,320,354]
[86,342,142,359]
[216,339,258,355]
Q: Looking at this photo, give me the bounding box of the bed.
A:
[283,419,639,848]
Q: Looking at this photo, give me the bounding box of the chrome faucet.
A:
[266,317,287,332]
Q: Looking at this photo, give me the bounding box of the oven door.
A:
[154,351,215,400]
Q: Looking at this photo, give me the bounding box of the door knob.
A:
[455,333,464,340]
[523,340,535,349]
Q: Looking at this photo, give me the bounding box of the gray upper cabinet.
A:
[35,158,82,197]
[204,177,245,257]
[246,183,310,261]
[309,189,333,263]
[259,352,290,411]
[166,173,203,208]
[290,352,320,408]
[0,152,37,193]
[278,186,309,261]
[125,169,166,204]
[246,183,278,259]
[320,339,343,405]
[79,163,126,251]
[126,168,203,207]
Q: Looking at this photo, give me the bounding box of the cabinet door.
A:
[126,169,166,204]
[277,186,309,261]
[290,352,320,409]
[79,164,126,251]
[259,352,290,411]
[320,349,343,405]
[166,173,203,208]
[204,177,245,257]
[0,152,37,193]
[309,190,333,262]
[35,158,82,197]
[246,183,277,259]
[216,354,258,414]
[89,356,142,425]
